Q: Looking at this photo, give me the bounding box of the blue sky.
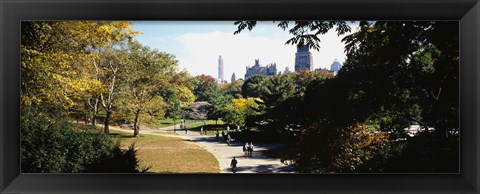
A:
[131,21,353,81]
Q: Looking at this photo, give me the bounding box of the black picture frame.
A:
[1,0,479,193]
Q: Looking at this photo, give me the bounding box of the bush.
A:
[86,142,150,173]
[21,105,146,173]
[291,123,392,173]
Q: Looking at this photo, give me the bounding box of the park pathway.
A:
[112,124,294,173]
[157,125,294,173]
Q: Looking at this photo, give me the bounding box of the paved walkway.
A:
[113,124,294,173]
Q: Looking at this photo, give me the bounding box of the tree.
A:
[207,91,233,125]
[234,21,458,172]
[193,74,218,102]
[94,45,128,134]
[21,21,140,134]
[223,97,263,128]
[121,42,177,137]
[263,73,296,109]
[292,122,391,173]
[163,86,194,130]
[241,75,269,99]
[341,21,458,138]
[292,70,333,97]
[220,79,244,98]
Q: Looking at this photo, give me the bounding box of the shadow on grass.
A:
[109,132,136,139]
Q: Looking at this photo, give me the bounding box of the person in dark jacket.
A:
[230,157,238,173]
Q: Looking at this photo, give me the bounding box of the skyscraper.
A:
[294,45,313,72]
[231,73,236,83]
[330,59,343,75]
[218,55,224,83]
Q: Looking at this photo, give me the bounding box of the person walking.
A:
[243,142,248,158]
[247,142,254,157]
[215,131,219,141]
[230,157,238,173]
[200,127,203,135]
[227,133,232,146]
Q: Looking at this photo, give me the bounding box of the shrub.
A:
[21,105,146,173]
[292,123,392,173]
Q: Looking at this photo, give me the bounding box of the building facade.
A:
[218,55,224,83]
[330,59,343,75]
[294,45,313,72]
[244,59,277,80]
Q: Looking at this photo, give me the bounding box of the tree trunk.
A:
[104,110,111,134]
[92,114,96,127]
[133,109,141,137]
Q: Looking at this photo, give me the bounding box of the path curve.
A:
[112,124,294,173]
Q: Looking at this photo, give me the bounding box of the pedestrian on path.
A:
[215,131,219,141]
[230,157,238,173]
[200,127,203,135]
[227,133,232,146]
[247,142,254,157]
[243,142,248,158]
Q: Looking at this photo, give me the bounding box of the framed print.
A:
[1,0,479,193]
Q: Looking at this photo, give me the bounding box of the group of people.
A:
[229,142,255,173]
[242,142,254,158]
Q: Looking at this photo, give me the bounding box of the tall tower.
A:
[231,73,236,83]
[218,55,224,83]
[294,45,313,72]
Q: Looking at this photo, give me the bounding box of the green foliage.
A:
[21,105,147,173]
[234,21,458,173]
[118,41,179,136]
[207,91,233,121]
[223,97,263,127]
[292,70,333,97]
[21,105,112,173]
[341,21,459,137]
[193,74,219,102]
[86,142,150,173]
[220,79,244,97]
[241,75,269,99]
[21,21,139,109]
[263,73,296,108]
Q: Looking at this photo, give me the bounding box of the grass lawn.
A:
[109,129,219,173]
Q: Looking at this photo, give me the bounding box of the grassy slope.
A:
[110,129,219,173]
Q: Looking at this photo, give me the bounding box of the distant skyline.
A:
[131,21,356,80]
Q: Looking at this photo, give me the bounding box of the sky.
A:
[131,21,355,81]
